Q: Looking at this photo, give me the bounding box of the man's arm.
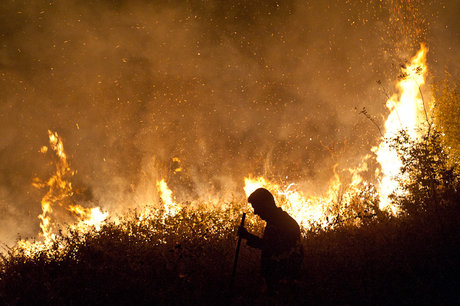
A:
[238,226,263,249]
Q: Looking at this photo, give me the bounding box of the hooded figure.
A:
[239,188,303,291]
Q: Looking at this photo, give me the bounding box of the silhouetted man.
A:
[238,188,303,292]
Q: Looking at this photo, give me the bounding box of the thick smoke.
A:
[0,0,458,245]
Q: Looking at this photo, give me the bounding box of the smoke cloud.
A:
[0,0,458,245]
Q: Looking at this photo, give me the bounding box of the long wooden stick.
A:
[231,212,246,287]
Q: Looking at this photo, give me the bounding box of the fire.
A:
[243,163,374,230]
[15,45,431,256]
[375,44,429,212]
[172,157,182,173]
[20,130,182,256]
[242,45,431,225]
[31,130,108,243]
[243,176,333,229]
[31,130,75,241]
[68,205,108,231]
[156,179,181,216]
[243,176,269,196]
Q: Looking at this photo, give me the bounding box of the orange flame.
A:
[68,205,108,231]
[375,44,429,212]
[32,130,108,243]
[243,167,373,230]
[244,175,335,229]
[156,179,181,216]
[32,130,74,241]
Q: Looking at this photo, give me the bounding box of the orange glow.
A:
[16,45,431,256]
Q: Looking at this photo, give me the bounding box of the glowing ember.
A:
[172,157,183,173]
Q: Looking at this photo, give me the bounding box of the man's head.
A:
[248,188,277,220]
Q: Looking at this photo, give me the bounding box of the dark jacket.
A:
[246,207,303,282]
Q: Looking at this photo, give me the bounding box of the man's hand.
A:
[238,226,249,239]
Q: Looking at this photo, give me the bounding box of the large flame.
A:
[31,131,108,243]
[31,130,75,241]
[156,179,181,216]
[375,44,429,212]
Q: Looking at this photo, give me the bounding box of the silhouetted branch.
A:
[358,106,383,137]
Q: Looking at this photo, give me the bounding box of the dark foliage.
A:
[1,207,459,304]
[0,206,256,305]
[389,128,460,217]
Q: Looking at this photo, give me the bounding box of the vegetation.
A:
[390,128,459,218]
[1,148,458,304]
[0,207,252,305]
[1,98,459,305]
